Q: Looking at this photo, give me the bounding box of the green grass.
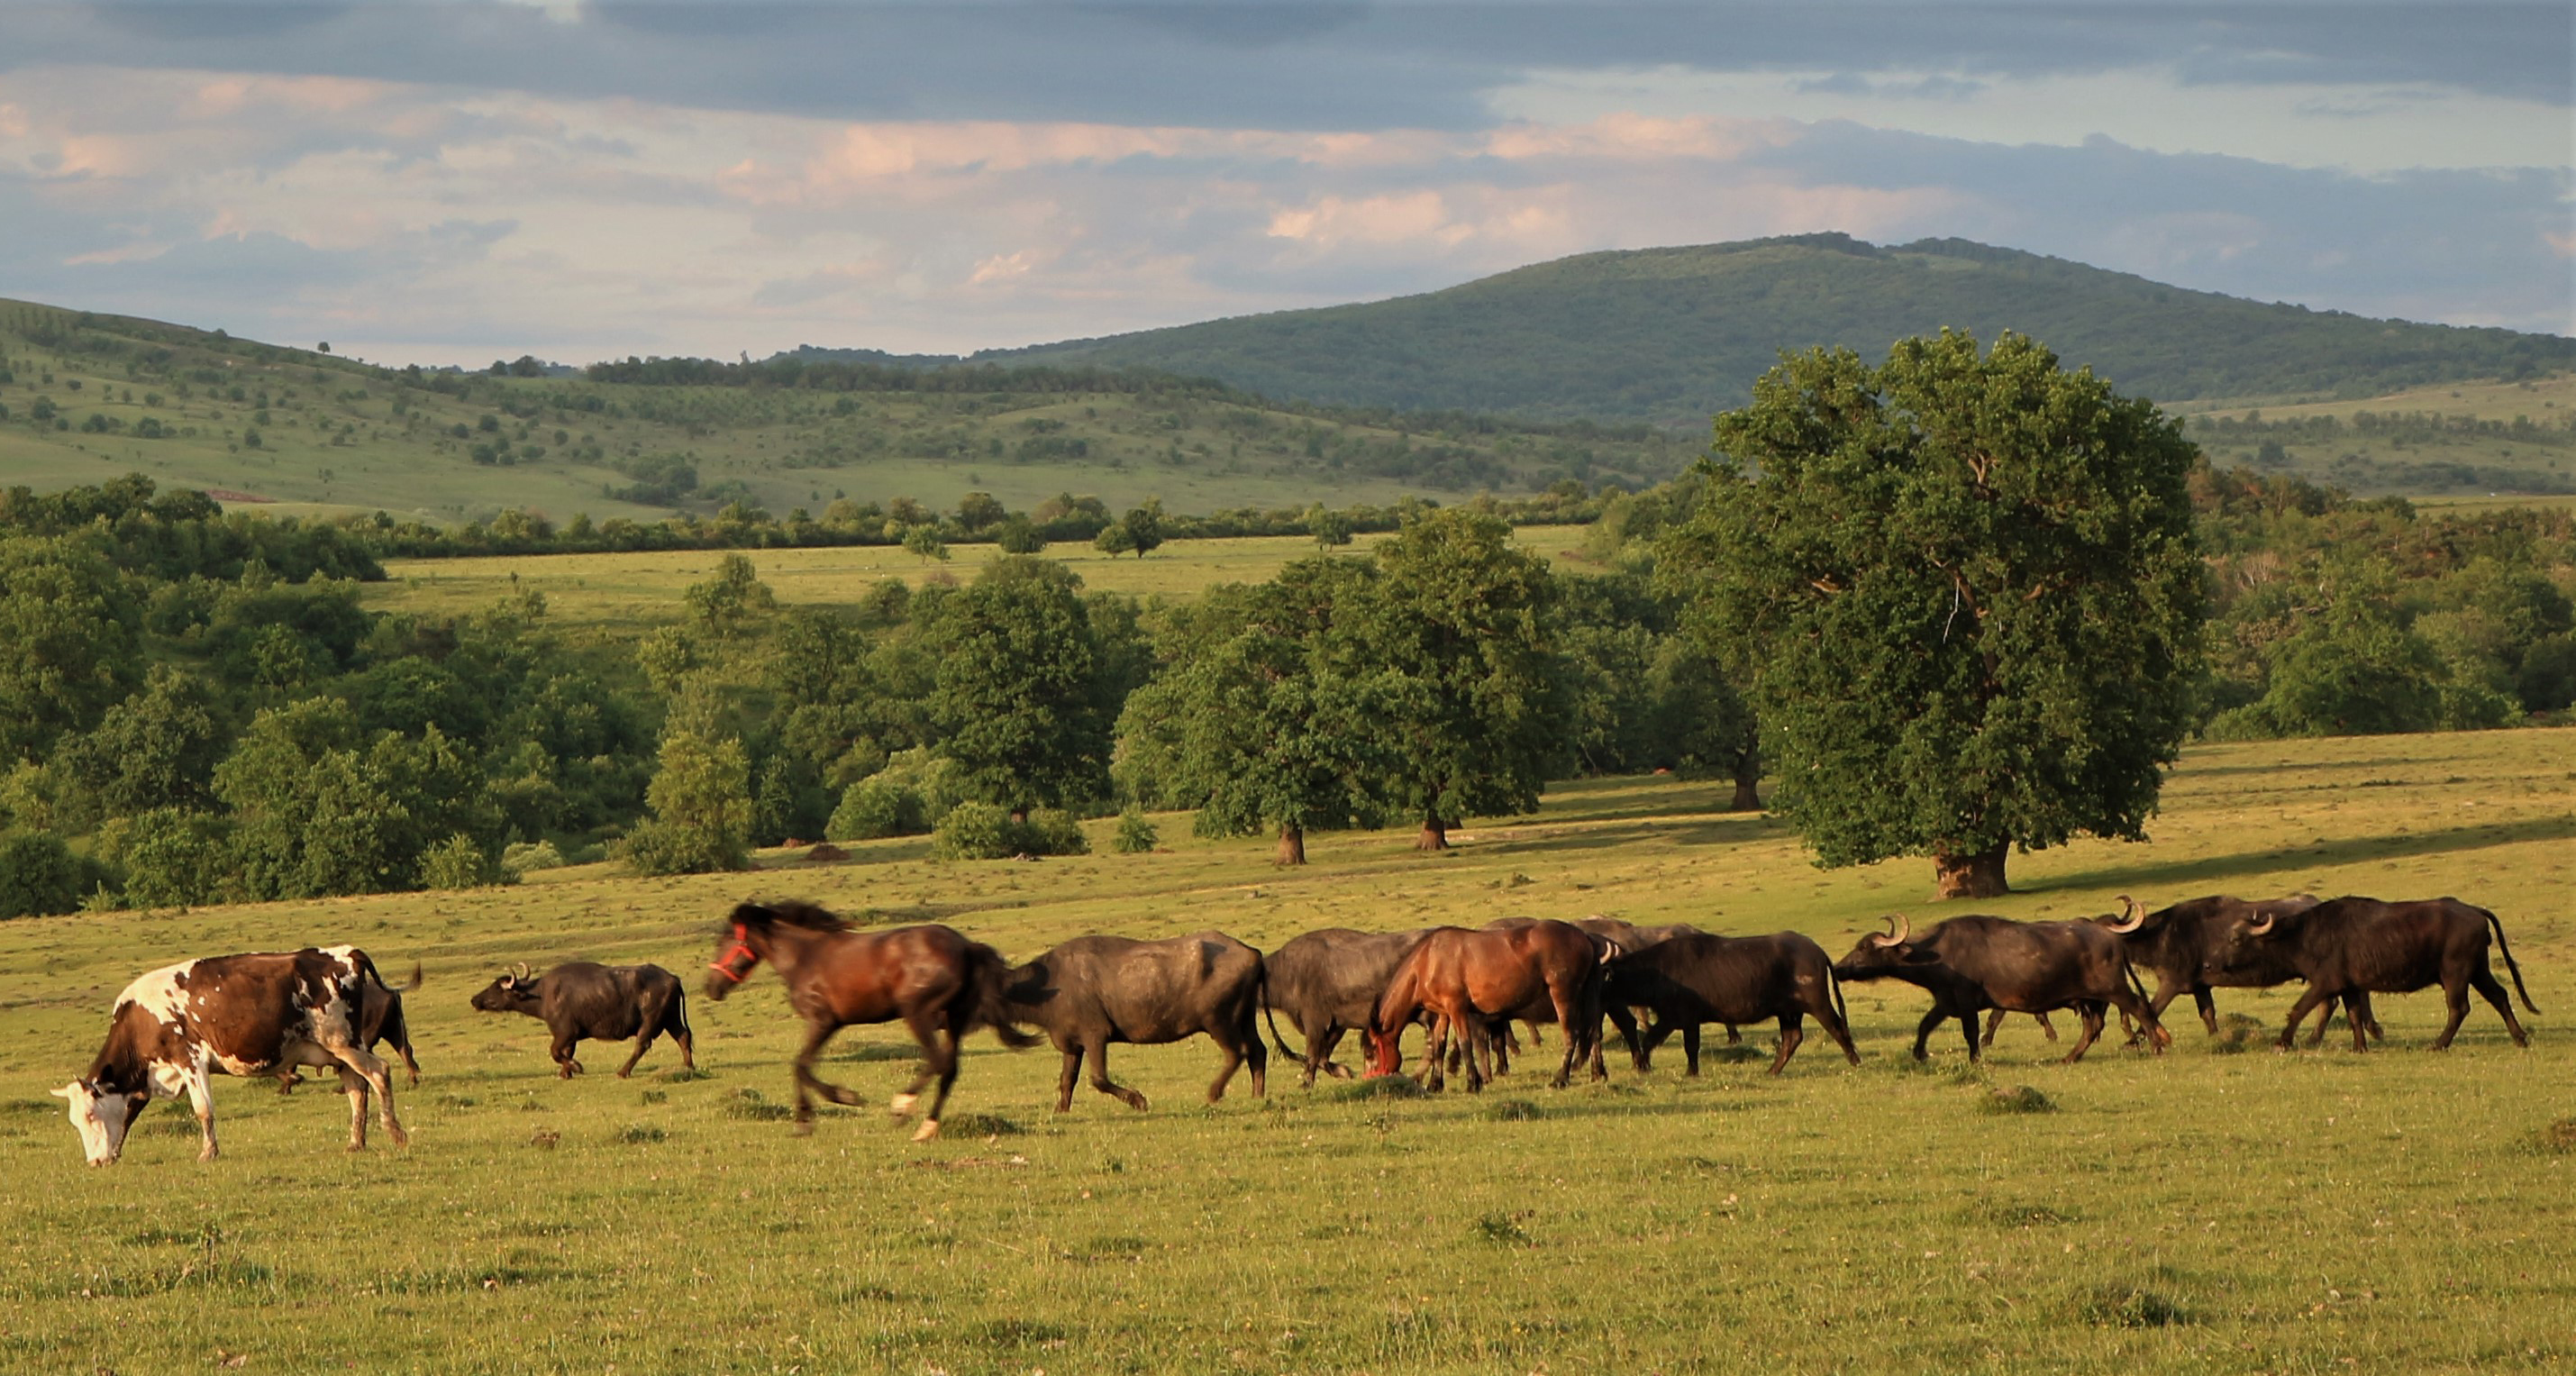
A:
[0,296,1674,524]
[1,730,2571,1371]
[369,525,1597,629]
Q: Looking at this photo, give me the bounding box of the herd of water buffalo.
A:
[49,891,2537,1162]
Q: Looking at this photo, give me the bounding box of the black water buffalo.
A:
[1603,932,1858,1075]
[1835,913,2168,1062]
[2202,896,2538,1051]
[1005,932,1267,1111]
[1978,895,2371,1050]
[1262,927,1435,1086]
[470,961,695,1078]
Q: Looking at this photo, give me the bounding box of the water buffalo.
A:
[1979,896,2368,1050]
[1005,933,1267,1112]
[1835,913,2168,1062]
[471,961,694,1079]
[1603,932,1858,1075]
[2202,896,2538,1051]
[1262,927,1435,1087]
[1368,922,1607,1090]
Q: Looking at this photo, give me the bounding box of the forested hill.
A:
[893,234,2573,424]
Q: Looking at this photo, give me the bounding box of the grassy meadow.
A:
[1,729,2571,1373]
[370,526,1597,631]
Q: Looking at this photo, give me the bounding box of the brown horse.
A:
[1365,922,1609,1090]
[703,902,1037,1140]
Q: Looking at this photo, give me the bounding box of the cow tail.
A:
[964,943,1042,1050]
[2484,908,2541,1014]
[1827,961,1848,1029]
[1258,955,1303,1062]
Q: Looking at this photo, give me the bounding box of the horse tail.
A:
[2483,907,2540,1014]
[964,943,1042,1049]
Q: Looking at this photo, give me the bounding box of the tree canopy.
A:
[1660,330,2207,897]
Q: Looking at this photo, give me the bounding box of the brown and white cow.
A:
[52,945,414,1165]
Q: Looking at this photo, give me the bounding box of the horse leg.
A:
[791,1020,851,1132]
[906,1006,966,1143]
[890,1004,950,1120]
[1419,1016,1448,1092]
[1087,1038,1147,1111]
[1550,989,1581,1089]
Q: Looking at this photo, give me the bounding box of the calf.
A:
[1006,932,1267,1112]
[278,962,422,1094]
[470,961,695,1078]
[52,945,412,1165]
[1604,932,1858,1075]
[2202,896,2537,1051]
[1835,913,2167,1063]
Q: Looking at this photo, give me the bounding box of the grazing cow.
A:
[1006,933,1268,1112]
[1979,896,2370,1050]
[1604,932,1859,1076]
[1262,927,1437,1086]
[2201,896,2538,1051]
[1368,922,1608,1090]
[706,903,1037,1140]
[279,961,422,1094]
[52,945,413,1165]
[470,961,694,1079]
[1835,913,2168,1063]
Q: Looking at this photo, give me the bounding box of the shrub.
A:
[1111,806,1158,854]
[0,829,83,917]
[1021,807,1089,856]
[620,819,742,876]
[828,775,919,841]
[501,839,566,874]
[419,834,506,889]
[109,808,233,909]
[932,801,1019,861]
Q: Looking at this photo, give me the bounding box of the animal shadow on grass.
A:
[2073,1280,2192,1328]
[2052,815,2576,897]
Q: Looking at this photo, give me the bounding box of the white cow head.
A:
[51,1079,140,1165]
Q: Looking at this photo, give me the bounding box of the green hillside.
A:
[0,300,1682,525]
[953,233,2573,424]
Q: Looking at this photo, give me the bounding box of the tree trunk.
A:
[1725,717,1763,812]
[1275,824,1306,867]
[1414,817,1450,852]
[1009,807,1029,825]
[1933,843,2010,899]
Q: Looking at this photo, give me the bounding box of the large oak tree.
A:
[1659,331,2206,898]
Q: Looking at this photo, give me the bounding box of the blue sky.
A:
[1,1,2566,367]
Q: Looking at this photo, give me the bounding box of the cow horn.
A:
[513,961,532,982]
[1866,913,1910,948]
[2247,911,2277,937]
[2102,895,2147,934]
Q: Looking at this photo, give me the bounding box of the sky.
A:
[1,1,2569,368]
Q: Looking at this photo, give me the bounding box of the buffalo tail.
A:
[964,943,1043,1049]
[2483,907,2542,1014]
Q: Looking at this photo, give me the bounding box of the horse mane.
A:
[728,900,851,934]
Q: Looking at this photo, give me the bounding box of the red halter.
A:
[709,924,760,983]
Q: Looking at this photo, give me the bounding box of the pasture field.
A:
[371,526,1597,630]
[2,730,2572,1374]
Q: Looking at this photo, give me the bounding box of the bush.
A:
[828,775,920,841]
[621,818,744,876]
[0,830,83,917]
[419,834,506,889]
[1021,807,1089,856]
[112,808,232,909]
[931,801,1018,861]
[501,839,567,874]
[1111,806,1158,853]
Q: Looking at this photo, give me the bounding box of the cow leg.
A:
[2469,968,2532,1048]
[2110,989,2169,1053]
[2189,986,2220,1037]
[2035,1012,2059,1042]
[1770,1016,1803,1075]
[1312,1024,1352,1083]
[1086,1040,1147,1111]
[186,1065,218,1162]
[335,1046,407,1148]
[1816,996,1861,1066]
[274,1071,300,1096]
[1607,1004,1646,1071]
[614,1028,660,1080]
[2061,1005,2105,1063]
[1054,1045,1081,1113]
[1959,1010,1981,1062]
[1683,1022,1702,1077]
[1205,1025,1244,1103]
[1910,1007,1945,1061]
[2432,974,2475,1051]
[338,1065,372,1153]
[2274,987,2330,1051]
[1979,1008,2007,1051]
[1723,1024,1742,1044]
[2303,998,2335,1049]
[551,1034,583,1079]
[2352,992,2386,1043]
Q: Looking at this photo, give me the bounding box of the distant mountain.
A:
[895,234,2573,424]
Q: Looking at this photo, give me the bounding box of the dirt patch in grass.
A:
[2531,1116,2576,1154]
[720,1089,793,1122]
[1979,1085,2057,1115]
[2077,1283,2191,1328]
[1325,1074,1425,1101]
[941,1111,1024,1137]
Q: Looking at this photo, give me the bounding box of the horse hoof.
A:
[888,1093,918,1118]
[911,1119,941,1143]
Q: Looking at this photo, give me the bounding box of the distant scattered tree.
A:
[625,697,752,874]
[902,524,950,564]
[1092,523,1137,558]
[684,552,777,636]
[1306,503,1354,549]
[1360,509,1557,851]
[956,492,1006,532]
[1660,331,2207,898]
[1121,498,1166,557]
[995,515,1046,554]
[927,557,1110,819]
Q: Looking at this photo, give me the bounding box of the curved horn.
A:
[2246,910,2278,937]
[2102,895,2148,934]
[513,961,532,982]
[1866,913,1911,948]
